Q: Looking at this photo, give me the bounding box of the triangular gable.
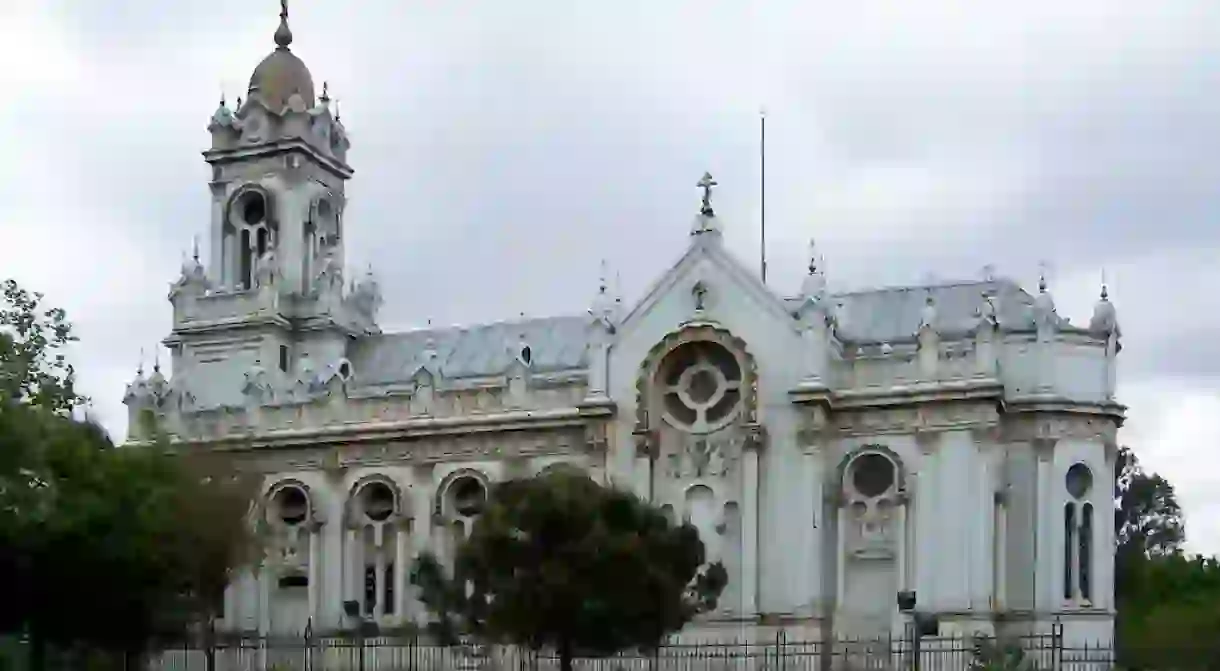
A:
[616,233,794,342]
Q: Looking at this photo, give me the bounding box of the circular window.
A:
[241,192,266,225]
[851,454,896,499]
[657,341,743,434]
[1066,463,1093,500]
[274,486,308,526]
[361,481,395,522]
[451,477,487,517]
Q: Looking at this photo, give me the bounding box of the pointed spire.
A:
[1100,268,1109,301]
[220,90,227,108]
[274,0,294,49]
[137,348,146,377]
[192,235,201,263]
[1037,260,1049,293]
[320,81,330,104]
[334,98,341,122]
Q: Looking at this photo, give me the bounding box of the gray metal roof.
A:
[349,278,1050,385]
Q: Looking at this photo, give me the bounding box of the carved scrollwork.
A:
[834,402,1000,438]
[584,421,609,453]
[1002,414,1119,444]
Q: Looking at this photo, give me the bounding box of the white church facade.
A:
[123,4,1124,648]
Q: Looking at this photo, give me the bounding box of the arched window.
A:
[227,188,276,290]
[1063,462,1094,603]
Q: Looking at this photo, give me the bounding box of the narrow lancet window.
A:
[1080,503,1093,601]
[1063,503,1075,600]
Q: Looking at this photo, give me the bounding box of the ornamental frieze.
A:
[831,402,1000,437]
[225,428,585,475]
[1001,414,1118,444]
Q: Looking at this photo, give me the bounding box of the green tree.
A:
[0,278,261,669]
[0,278,82,414]
[412,470,727,671]
[1115,446,1185,565]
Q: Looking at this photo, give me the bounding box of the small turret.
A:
[916,293,940,379]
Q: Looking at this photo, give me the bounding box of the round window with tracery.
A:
[657,340,743,434]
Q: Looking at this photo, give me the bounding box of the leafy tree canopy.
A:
[0,278,81,414]
[412,470,726,671]
[1115,446,1185,564]
[0,278,261,667]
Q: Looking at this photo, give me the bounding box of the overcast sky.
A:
[2,1,1218,554]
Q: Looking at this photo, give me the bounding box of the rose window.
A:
[657,341,743,433]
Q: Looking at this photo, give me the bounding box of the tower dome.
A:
[247,1,315,112]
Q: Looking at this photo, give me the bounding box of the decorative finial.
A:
[697,172,718,217]
[137,347,146,376]
[220,90,227,108]
[274,0,293,49]
[598,259,609,295]
[236,96,243,109]
[192,235,200,262]
[334,98,341,122]
[1038,260,1049,293]
[153,349,161,373]
[320,81,330,103]
[806,238,819,275]
[1100,269,1109,301]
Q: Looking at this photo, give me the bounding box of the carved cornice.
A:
[230,428,583,475]
[183,406,591,451]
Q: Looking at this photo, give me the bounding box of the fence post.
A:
[1051,619,1063,671]
[775,629,786,671]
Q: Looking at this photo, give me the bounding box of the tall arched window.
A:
[1063,462,1094,604]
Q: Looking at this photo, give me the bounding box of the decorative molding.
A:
[229,428,584,475]
[1002,414,1119,444]
[633,323,760,440]
[433,467,492,521]
[833,401,1000,438]
[343,473,409,527]
[584,421,609,453]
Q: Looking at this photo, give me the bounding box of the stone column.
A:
[373,524,386,619]
[741,426,764,616]
[803,448,822,614]
[394,518,410,621]
[257,562,271,636]
[307,524,321,626]
[345,527,360,613]
[896,498,908,592]
[835,501,847,606]
[1033,438,1057,610]
[632,426,654,502]
[995,493,1008,609]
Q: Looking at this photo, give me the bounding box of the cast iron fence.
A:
[145,625,1120,671]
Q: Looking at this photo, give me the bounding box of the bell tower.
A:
[154,1,381,417]
[205,0,353,297]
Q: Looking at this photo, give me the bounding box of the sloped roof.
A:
[349,278,1051,385]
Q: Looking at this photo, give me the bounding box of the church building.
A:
[123,3,1124,648]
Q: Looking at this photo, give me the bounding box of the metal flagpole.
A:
[760,107,768,284]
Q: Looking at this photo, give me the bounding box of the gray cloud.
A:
[3,0,1220,552]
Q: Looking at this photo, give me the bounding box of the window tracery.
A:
[1063,462,1095,604]
[657,340,743,434]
